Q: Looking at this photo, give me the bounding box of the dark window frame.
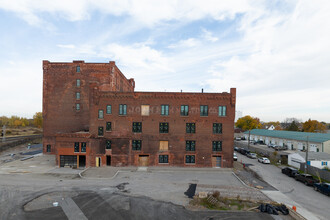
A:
[106,105,112,114]
[180,105,189,116]
[132,140,142,151]
[200,105,208,116]
[81,142,86,152]
[186,141,196,151]
[74,142,80,152]
[106,122,112,131]
[98,109,104,119]
[219,106,227,117]
[161,105,169,116]
[186,123,196,133]
[46,144,51,152]
[98,126,104,136]
[119,104,127,115]
[132,122,142,133]
[106,140,111,150]
[212,141,222,151]
[213,123,222,134]
[185,155,196,164]
[159,122,169,133]
[159,155,169,164]
[76,66,80,73]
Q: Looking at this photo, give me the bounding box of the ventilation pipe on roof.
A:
[202,88,204,93]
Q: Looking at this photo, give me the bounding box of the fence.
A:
[299,163,330,182]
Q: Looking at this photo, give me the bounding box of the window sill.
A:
[159,163,169,164]
[185,163,196,165]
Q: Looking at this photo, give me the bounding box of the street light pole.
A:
[305,136,309,173]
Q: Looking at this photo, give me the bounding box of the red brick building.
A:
[43,60,236,168]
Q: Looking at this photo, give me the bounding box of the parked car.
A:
[281,167,298,177]
[247,153,257,159]
[235,137,241,141]
[240,149,250,156]
[234,146,239,151]
[313,183,330,196]
[233,153,238,161]
[268,144,277,149]
[258,157,270,164]
[295,173,317,186]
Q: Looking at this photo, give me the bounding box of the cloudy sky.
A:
[0,0,329,122]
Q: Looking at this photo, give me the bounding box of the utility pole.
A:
[305,136,309,173]
[248,130,251,150]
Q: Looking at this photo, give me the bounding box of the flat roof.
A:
[244,129,330,143]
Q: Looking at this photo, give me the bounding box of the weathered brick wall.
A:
[89,90,236,167]
[43,60,135,154]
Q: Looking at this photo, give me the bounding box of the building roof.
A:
[296,152,330,161]
[244,129,330,143]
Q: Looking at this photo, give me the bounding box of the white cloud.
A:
[202,29,218,42]
[206,0,330,121]
[168,38,200,49]
[0,0,256,27]
[57,44,75,49]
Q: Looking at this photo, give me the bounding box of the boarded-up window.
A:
[159,141,168,151]
[141,105,150,116]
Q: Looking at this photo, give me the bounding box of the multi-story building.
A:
[43,60,236,168]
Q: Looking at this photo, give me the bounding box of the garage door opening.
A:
[106,155,111,166]
[60,155,77,168]
[79,155,86,168]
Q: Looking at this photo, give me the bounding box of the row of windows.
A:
[74,142,86,152]
[97,122,222,136]
[98,104,227,117]
[157,155,195,164]
[100,140,222,152]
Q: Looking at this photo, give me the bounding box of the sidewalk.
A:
[262,190,319,220]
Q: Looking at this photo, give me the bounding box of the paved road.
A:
[237,153,329,220]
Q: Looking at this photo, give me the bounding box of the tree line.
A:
[236,116,329,133]
[0,112,42,128]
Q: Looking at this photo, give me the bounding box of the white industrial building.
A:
[288,152,330,169]
[244,129,330,153]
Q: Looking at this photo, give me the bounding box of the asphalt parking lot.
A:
[24,191,275,220]
[0,153,280,220]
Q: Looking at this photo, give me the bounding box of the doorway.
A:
[138,155,149,166]
[96,157,101,167]
[79,155,86,168]
[212,156,222,168]
[106,155,111,166]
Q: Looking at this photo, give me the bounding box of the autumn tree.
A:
[235,115,261,131]
[302,119,326,133]
[33,112,43,128]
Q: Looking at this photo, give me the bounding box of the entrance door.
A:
[138,155,149,166]
[96,157,101,167]
[106,155,111,166]
[79,155,86,168]
[212,156,221,167]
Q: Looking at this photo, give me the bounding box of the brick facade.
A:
[43,61,236,168]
